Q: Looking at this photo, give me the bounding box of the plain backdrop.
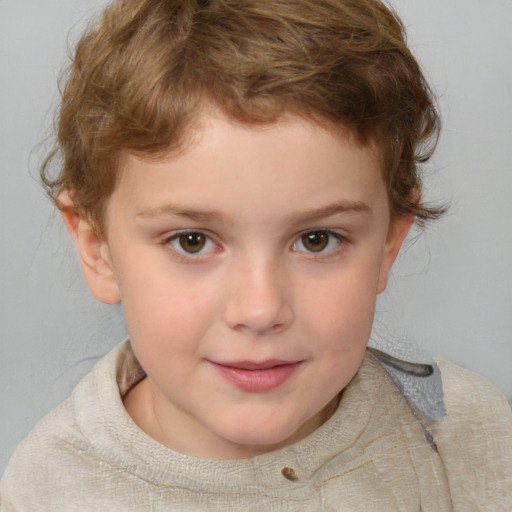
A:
[1,0,511,475]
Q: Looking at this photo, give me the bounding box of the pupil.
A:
[303,232,328,252]
[180,233,205,253]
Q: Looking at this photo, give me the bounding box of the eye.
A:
[293,230,343,254]
[168,231,218,255]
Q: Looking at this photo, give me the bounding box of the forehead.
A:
[109,113,388,227]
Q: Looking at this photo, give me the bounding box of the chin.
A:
[234,429,290,447]
[219,418,312,456]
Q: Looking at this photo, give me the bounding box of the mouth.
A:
[209,360,302,392]
[219,360,294,371]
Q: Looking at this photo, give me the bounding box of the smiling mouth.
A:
[210,360,302,392]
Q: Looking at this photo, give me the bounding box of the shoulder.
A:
[433,359,512,508]
[436,358,512,431]
[0,343,129,511]
[0,396,88,510]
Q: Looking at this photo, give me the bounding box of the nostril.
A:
[269,322,286,334]
[222,267,293,333]
[230,321,286,335]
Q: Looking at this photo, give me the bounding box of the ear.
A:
[58,191,121,304]
[377,213,414,293]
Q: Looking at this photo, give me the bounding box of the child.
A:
[1,0,511,510]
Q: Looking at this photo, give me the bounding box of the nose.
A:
[223,256,293,335]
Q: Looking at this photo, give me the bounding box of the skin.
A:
[60,113,413,459]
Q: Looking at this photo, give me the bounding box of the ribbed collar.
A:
[73,340,431,493]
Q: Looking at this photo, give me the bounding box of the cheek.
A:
[296,262,380,367]
[301,263,380,327]
[115,258,220,351]
[121,276,219,388]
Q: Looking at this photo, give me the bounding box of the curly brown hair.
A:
[42,0,444,236]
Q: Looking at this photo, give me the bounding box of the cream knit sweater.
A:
[1,341,511,511]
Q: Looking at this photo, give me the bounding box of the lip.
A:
[210,360,302,392]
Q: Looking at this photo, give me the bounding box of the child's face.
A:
[70,113,411,459]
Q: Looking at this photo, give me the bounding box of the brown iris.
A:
[301,231,329,252]
[178,233,206,253]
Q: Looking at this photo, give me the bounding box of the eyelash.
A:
[164,230,220,259]
[162,229,347,260]
[292,229,346,256]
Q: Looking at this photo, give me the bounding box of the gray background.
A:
[1,0,511,475]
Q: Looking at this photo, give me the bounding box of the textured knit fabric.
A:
[1,341,511,511]
[368,334,446,420]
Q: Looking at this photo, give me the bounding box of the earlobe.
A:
[59,191,121,304]
[377,214,414,294]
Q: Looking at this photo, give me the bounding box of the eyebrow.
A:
[135,201,371,224]
[289,201,371,224]
[136,205,225,222]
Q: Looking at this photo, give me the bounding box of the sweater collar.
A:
[74,339,443,490]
